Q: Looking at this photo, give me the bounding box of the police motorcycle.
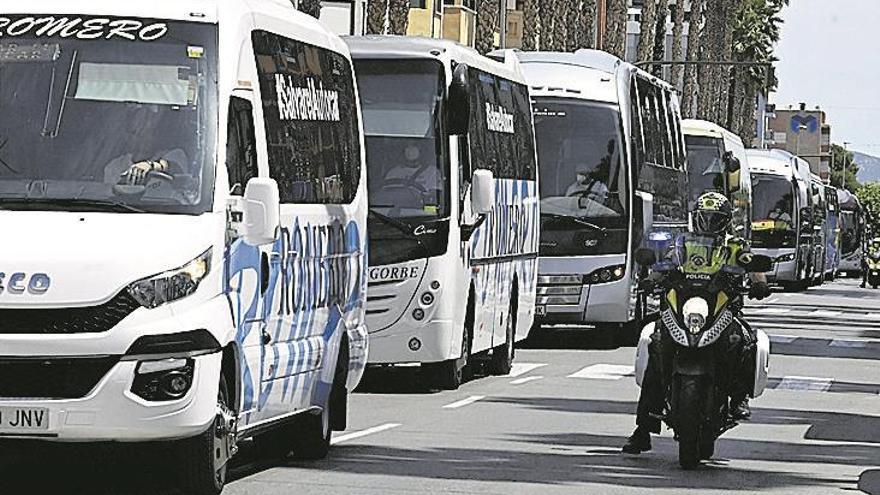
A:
[866,238,880,288]
[632,237,772,469]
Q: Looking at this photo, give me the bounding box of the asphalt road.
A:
[3,279,878,494]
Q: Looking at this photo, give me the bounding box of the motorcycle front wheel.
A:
[675,374,710,469]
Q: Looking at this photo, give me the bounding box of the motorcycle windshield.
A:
[670,235,741,279]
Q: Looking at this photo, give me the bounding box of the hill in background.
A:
[855,151,880,183]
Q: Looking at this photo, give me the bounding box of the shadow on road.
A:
[521,326,623,351]
[769,337,880,361]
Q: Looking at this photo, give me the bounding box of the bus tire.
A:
[425,297,474,390]
[291,347,348,460]
[490,293,517,376]
[176,376,233,495]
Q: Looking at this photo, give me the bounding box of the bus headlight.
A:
[128,249,212,308]
[586,265,626,284]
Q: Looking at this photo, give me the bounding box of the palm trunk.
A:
[475,0,499,54]
[637,0,657,64]
[522,0,539,50]
[716,0,738,126]
[540,0,557,51]
[367,0,388,34]
[298,0,322,18]
[671,0,685,88]
[581,0,597,49]
[681,0,703,117]
[388,0,410,35]
[566,0,581,52]
[604,0,627,59]
[555,0,571,51]
[652,0,668,77]
[697,0,721,119]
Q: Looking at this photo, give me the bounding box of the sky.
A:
[773,0,880,156]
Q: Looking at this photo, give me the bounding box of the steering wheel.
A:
[146,168,175,183]
[382,177,428,195]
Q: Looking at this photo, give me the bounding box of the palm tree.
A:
[636,0,658,64]
[604,0,627,59]
[671,0,685,87]
[580,0,597,49]
[522,0,539,50]
[555,0,571,52]
[565,0,580,52]
[697,0,722,119]
[652,0,668,76]
[366,0,388,35]
[475,0,499,54]
[388,0,410,35]
[298,0,322,18]
[681,0,704,117]
[539,0,557,51]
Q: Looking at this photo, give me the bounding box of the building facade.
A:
[765,103,832,182]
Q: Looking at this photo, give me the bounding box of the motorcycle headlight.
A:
[682,297,709,334]
[128,249,212,309]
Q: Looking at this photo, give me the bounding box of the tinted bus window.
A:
[252,30,361,204]
[468,68,536,181]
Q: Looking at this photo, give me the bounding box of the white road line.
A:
[829,339,868,349]
[330,423,401,445]
[751,308,791,315]
[769,335,798,344]
[775,376,833,392]
[510,376,544,385]
[863,312,880,320]
[568,364,634,380]
[508,362,547,378]
[810,310,842,318]
[442,395,485,409]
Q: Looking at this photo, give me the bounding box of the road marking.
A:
[809,310,842,318]
[775,376,832,392]
[510,376,544,385]
[764,297,779,304]
[509,362,547,378]
[568,364,634,380]
[769,335,798,344]
[752,307,791,315]
[829,339,868,348]
[863,312,880,320]
[331,423,401,445]
[442,395,485,409]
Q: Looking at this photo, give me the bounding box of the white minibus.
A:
[0,1,368,493]
[346,37,539,389]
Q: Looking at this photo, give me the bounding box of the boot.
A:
[621,426,652,454]
[730,396,751,420]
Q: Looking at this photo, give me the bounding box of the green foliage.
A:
[829,143,861,192]
[856,182,880,229]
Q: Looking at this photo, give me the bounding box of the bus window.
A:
[252,30,361,205]
[226,97,258,195]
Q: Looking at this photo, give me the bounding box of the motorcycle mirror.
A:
[635,247,657,267]
[748,254,773,273]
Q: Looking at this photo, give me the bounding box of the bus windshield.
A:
[0,17,217,215]
[752,174,796,248]
[356,59,448,220]
[685,135,725,205]
[533,99,626,223]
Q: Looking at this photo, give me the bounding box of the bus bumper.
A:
[0,352,221,443]
[367,319,457,364]
[535,276,632,325]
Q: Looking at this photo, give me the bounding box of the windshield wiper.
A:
[541,212,607,234]
[368,208,427,248]
[0,198,148,214]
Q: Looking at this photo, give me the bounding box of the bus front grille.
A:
[0,356,119,399]
[0,292,140,335]
[537,275,584,306]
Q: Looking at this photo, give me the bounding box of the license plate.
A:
[536,305,546,317]
[0,407,49,433]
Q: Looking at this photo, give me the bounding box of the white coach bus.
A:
[0,1,368,493]
[513,50,689,343]
[346,37,539,389]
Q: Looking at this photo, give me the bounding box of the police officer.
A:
[622,192,770,455]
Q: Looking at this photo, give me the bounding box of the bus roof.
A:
[746,150,796,178]
[510,49,673,105]
[838,188,861,210]
[344,36,527,85]
[682,119,743,146]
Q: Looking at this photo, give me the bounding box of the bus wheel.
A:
[425,326,471,390]
[490,296,517,376]
[292,348,348,460]
[177,376,234,495]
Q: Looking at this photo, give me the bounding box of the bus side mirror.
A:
[242,178,280,246]
[447,63,471,135]
[748,254,773,273]
[471,169,495,216]
[723,151,741,173]
[635,248,657,267]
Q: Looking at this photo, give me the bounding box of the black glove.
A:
[748,281,771,300]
